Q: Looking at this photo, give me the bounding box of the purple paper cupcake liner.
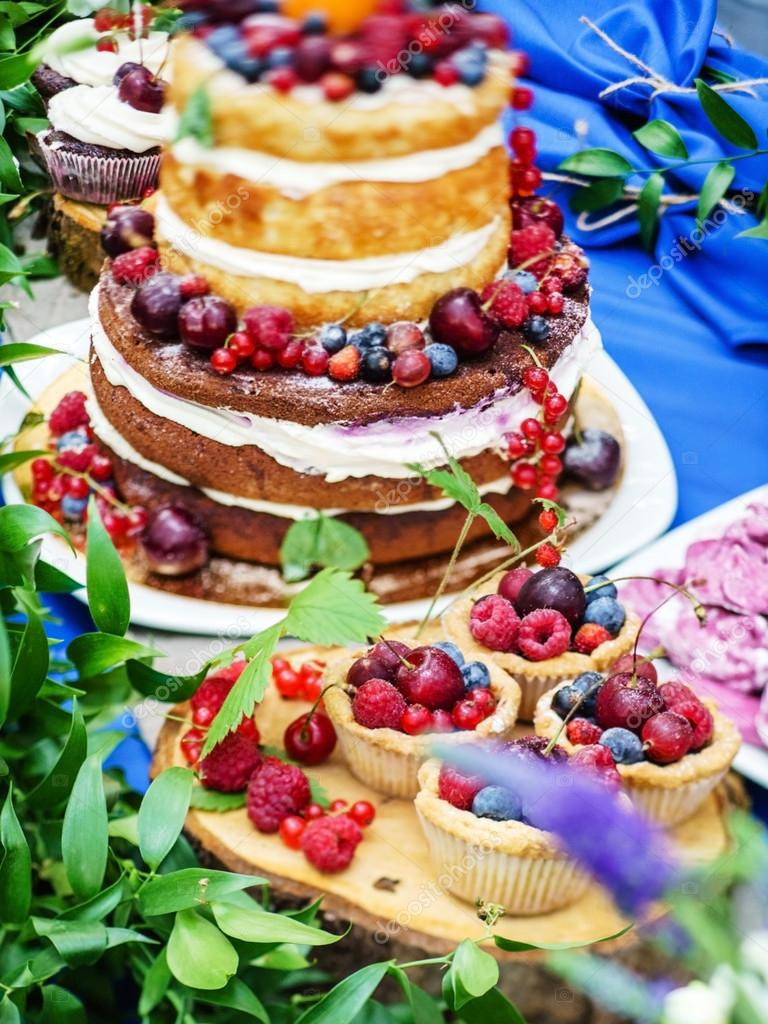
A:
[36,131,160,205]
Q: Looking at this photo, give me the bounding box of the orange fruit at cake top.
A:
[283,0,378,33]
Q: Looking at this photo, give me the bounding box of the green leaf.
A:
[193,977,268,1022]
[444,941,499,1010]
[8,608,48,717]
[62,753,108,899]
[284,567,386,647]
[280,513,370,583]
[736,215,768,239]
[632,118,688,159]
[0,341,62,367]
[212,900,340,946]
[570,177,625,213]
[61,875,132,921]
[296,962,391,1024]
[32,919,107,967]
[457,988,525,1024]
[0,449,49,475]
[0,618,9,728]
[189,787,246,812]
[138,948,171,1017]
[493,923,632,952]
[0,137,22,193]
[694,78,758,149]
[85,495,129,636]
[0,503,71,552]
[35,559,82,593]
[39,986,86,1024]
[697,160,735,225]
[389,967,444,1024]
[139,868,265,916]
[126,660,207,703]
[26,700,87,808]
[201,624,281,757]
[0,784,31,923]
[475,502,519,549]
[0,997,20,1024]
[138,766,195,870]
[638,171,664,250]
[67,633,162,677]
[559,148,633,178]
[167,909,238,990]
[175,84,213,146]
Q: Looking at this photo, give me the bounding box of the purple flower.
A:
[437,743,679,917]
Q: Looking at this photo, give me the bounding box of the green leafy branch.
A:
[559,78,768,247]
[280,512,370,583]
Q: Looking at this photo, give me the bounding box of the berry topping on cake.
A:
[641,712,693,765]
[613,652,658,684]
[300,814,363,872]
[514,567,586,628]
[347,653,394,688]
[438,765,484,810]
[480,280,528,329]
[496,566,533,603]
[583,596,626,636]
[569,744,621,786]
[352,679,406,729]
[179,295,238,351]
[392,349,430,388]
[328,344,361,382]
[471,785,523,821]
[460,660,491,690]
[117,65,166,113]
[283,711,337,765]
[246,756,311,832]
[510,195,564,236]
[401,704,434,735]
[199,732,262,792]
[563,429,622,491]
[573,622,612,655]
[191,662,247,721]
[432,641,464,667]
[131,273,182,338]
[469,594,520,652]
[507,223,556,277]
[101,206,155,258]
[140,505,209,576]
[111,246,158,285]
[49,391,88,435]
[595,673,665,732]
[516,608,571,661]
[598,727,644,765]
[396,646,465,710]
[368,639,411,672]
[669,699,714,751]
[566,718,603,746]
[428,288,499,358]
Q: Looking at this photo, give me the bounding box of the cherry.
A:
[563,429,622,491]
[497,566,533,603]
[347,654,393,688]
[429,288,499,358]
[595,674,665,733]
[348,800,376,827]
[641,712,693,765]
[611,653,658,685]
[140,505,209,576]
[293,35,333,81]
[131,273,182,338]
[283,711,337,766]
[101,206,154,257]
[179,295,237,351]
[510,196,565,237]
[279,815,306,849]
[113,61,144,86]
[396,646,465,710]
[118,66,166,114]
[401,704,434,735]
[368,640,411,673]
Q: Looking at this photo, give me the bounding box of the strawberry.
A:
[573,623,612,655]
[328,345,361,382]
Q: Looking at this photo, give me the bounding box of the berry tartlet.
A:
[533,665,741,826]
[414,747,590,915]
[322,636,521,798]
[442,568,640,721]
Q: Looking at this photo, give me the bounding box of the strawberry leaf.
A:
[284,568,385,647]
[280,514,370,583]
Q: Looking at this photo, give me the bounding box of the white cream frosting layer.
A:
[169,121,504,198]
[87,394,516,519]
[44,20,170,86]
[156,195,500,293]
[89,286,601,484]
[47,85,172,152]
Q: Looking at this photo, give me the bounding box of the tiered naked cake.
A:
[83,2,609,604]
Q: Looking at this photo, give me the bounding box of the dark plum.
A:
[515,567,586,628]
[130,273,182,338]
[563,429,621,491]
[141,506,209,576]
[428,288,499,358]
[178,295,237,351]
[101,206,155,257]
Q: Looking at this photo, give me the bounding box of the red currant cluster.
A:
[504,364,568,504]
[271,656,326,702]
[93,4,153,50]
[278,797,375,853]
[31,391,147,546]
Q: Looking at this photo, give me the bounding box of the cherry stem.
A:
[519,343,544,369]
[378,636,415,671]
[544,679,603,755]
[416,509,475,639]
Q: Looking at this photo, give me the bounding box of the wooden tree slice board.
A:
[47,193,107,293]
[152,643,734,960]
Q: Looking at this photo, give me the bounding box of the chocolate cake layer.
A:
[32,64,77,102]
[90,354,516,508]
[41,129,161,160]
[105,443,531,566]
[97,271,589,427]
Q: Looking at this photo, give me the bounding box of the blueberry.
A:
[350,323,387,350]
[585,574,618,605]
[356,67,384,94]
[583,597,626,636]
[61,495,88,522]
[552,684,579,720]
[267,46,294,69]
[408,53,434,78]
[178,12,208,29]
[506,269,537,294]
[206,25,241,56]
[216,39,265,81]
[319,324,347,353]
[523,315,551,344]
[361,346,393,383]
[571,671,604,717]
[256,0,279,10]
[433,641,465,667]
[452,49,486,85]
[599,727,644,765]
[57,429,89,451]
[424,343,458,378]
[472,786,523,822]
[302,12,328,34]
[461,660,491,690]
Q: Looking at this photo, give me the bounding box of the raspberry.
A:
[438,765,484,810]
[517,608,571,661]
[566,718,603,745]
[57,442,97,472]
[671,699,714,751]
[49,391,89,436]
[659,681,697,707]
[247,756,311,832]
[352,679,406,730]
[199,732,262,793]
[328,345,361,382]
[179,274,210,299]
[573,623,612,655]
[570,743,621,786]
[551,248,588,292]
[111,246,158,284]
[243,305,294,348]
[469,595,520,652]
[180,727,203,765]
[507,224,556,278]
[191,661,246,717]
[480,281,527,328]
[300,814,363,873]
[535,542,561,568]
